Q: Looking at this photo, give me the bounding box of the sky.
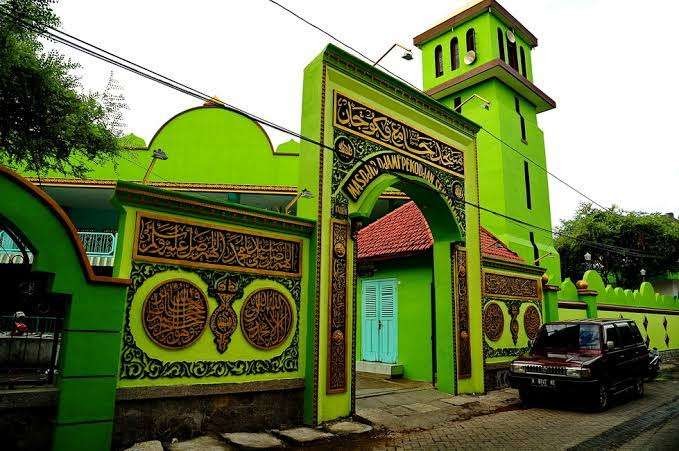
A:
[49,0,678,225]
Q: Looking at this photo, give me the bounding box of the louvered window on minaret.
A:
[434,45,443,77]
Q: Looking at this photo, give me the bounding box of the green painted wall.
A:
[0,167,128,451]
[357,255,434,381]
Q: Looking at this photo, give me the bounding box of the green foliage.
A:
[556,203,679,289]
[0,0,125,177]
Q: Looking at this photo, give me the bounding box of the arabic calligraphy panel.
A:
[333,91,464,176]
[483,272,540,301]
[241,288,294,350]
[327,219,349,394]
[134,213,302,277]
[142,279,208,349]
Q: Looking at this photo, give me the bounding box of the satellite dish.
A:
[464,50,476,65]
[506,29,516,43]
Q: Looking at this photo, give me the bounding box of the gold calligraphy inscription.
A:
[142,279,208,349]
[523,305,541,341]
[241,289,293,350]
[327,219,349,394]
[334,91,464,176]
[342,153,448,202]
[483,302,504,342]
[134,213,302,277]
[483,272,541,301]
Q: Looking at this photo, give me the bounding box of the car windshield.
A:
[533,323,601,353]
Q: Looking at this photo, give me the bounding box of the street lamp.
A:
[640,268,646,281]
[583,251,592,269]
[142,149,168,184]
[283,188,314,215]
[454,93,491,112]
[373,43,413,67]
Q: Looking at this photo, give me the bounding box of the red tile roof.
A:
[357,201,524,262]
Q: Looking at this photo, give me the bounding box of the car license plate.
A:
[531,377,556,388]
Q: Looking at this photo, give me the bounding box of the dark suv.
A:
[509,319,649,410]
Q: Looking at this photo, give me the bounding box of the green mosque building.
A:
[0,1,677,450]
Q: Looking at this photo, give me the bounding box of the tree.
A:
[556,203,679,289]
[0,0,126,177]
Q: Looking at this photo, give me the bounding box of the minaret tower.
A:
[414,0,560,279]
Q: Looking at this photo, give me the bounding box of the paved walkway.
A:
[342,361,679,450]
[356,372,519,431]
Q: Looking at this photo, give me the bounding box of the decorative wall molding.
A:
[210,275,239,353]
[133,213,303,278]
[116,378,305,401]
[327,219,349,394]
[558,300,587,310]
[116,183,315,236]
[596,304,679,316]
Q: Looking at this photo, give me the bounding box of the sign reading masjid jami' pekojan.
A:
[342,152,449,201]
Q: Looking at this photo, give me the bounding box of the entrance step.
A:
[325,420,373,435]
[273,427,334,445]
[356,361,404,377]
[221,432,283,449]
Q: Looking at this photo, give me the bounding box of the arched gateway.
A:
[297,45,484,424]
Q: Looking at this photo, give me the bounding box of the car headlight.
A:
[511,362,526,374]
[565,367,591,378]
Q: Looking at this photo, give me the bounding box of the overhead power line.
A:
[263,0,612,211]
[0,6,659,260]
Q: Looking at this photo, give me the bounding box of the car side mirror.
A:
[606,340,615,349]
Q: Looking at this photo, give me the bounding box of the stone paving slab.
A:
[169,435,232,451]
[325,420,373,435]
[384,405,417,416]
[275,427,334,444]
[221,432,283,449]
[124,440,163,451]
[438,396,478,406]
[404,402,440,413]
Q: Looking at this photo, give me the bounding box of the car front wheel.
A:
[594,383,609,411]
[633,378,644,398]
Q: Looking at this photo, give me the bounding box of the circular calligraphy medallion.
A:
[142,279,208,349]
[483,302,504,342]
[453,182,464,200]
[334,242,346,258]
[523,305,541,340]
[241,288,294,350]
[334,136,355,164]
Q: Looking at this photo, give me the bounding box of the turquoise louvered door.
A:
[362,281,379,361]
[377,280,397,363]
[362,279,398,363]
